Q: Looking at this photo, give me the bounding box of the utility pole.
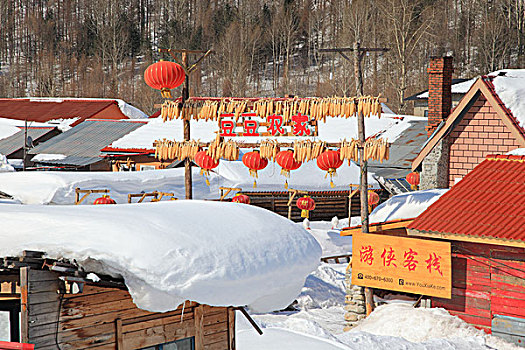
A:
[320,42,389,317]
[159,48,213,200]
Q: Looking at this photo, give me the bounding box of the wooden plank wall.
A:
[245,192,360,222]
[431,242,525,335]
[22,268,234,350]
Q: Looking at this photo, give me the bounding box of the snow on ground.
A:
[0,201,321,312]
[0,312,7,341]
[0,154,14,172]
[110,114,424,150]
[0,161,379,205]
[239,259,518,350]
[368,189,448,224]
[307,220,352,257]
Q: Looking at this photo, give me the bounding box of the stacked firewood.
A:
[153,139,200,161]
[292,140,326,162]
[160,96,383,122]
[340,138,390,163]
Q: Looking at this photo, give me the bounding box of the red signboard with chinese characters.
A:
[351,233,451,298]
[219,113,318,137]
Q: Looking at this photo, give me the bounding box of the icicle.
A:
[180,300,186,323]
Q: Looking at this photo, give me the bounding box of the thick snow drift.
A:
[0,201,321,313]
[0,162,378,205]
[0,154,14,172]
[368,189,448,224]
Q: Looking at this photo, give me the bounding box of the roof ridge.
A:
[486,154,525,162]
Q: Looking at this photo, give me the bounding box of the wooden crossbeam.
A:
[127,191,176,203]
[75,188,110,205]
[219,187,242,201]
[287,189,308,219]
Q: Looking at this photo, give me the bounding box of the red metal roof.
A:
[0,98,127,125]
[408,154,525,242]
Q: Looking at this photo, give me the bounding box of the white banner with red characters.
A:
[219,113,318,137]
[351,232,451,298]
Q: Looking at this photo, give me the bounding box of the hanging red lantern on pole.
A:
[406,172,420,190]
[275,150,302,189]
[144,60,186,98]
[317,149,344,188]
[232,193,250,204]
[367,190,380,213]
[93,195,116,205]
[296,196,315,219]
[194,150,219,186]
[242,151,268,188]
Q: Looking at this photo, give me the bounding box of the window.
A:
[140,337,194,350]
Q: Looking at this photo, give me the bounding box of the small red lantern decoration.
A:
[144,60,185,98]
[93,195,116,205]
[194,150,219,186]
[275,150,302,189]
[296,196,315,219]
[367,190,380,212]
[317,149,344,188]
[406,172,420,190]
[232,193,250,204]
[242,151,268,188]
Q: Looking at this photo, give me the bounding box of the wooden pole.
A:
[353,41,375,316]
[182,53,192,200]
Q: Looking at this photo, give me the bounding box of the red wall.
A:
[431,241,525,333]
[448,94,521,187]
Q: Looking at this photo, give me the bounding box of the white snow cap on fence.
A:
[0,200,321,313]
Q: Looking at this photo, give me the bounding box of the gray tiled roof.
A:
[0,128,56,156]
[29,120,145,166]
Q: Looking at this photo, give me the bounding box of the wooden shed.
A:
[408,154,525,345]
[0,251,235,350]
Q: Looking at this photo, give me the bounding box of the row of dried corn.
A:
[160,96,382,122]
[340,138,390,163]
[153,139,200,161]
[206,136,239,161]
[292,140,327,162]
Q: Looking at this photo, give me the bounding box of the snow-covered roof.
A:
[0,161,379,205]
[368,189,448,224]
[415,78,477,99]
[0,117,57,141]
[23,97,148,119]
[490,69,525,131]
[0,200,321,312]
[109,114,426,150]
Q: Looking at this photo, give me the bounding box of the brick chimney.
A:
[426,56,453,136]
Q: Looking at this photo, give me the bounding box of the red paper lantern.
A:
[194,150,219,186]
[296,196,315,218]
[242,151,269,188]
[406,172,420,190]
[275,150,302,189]
[93,195,116,205]
[144,60,185,98]
[368,191,380,206]
[317,149,344,188]
[232,193,250,204]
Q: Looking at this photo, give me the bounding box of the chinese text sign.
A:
[351,233,451,299]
